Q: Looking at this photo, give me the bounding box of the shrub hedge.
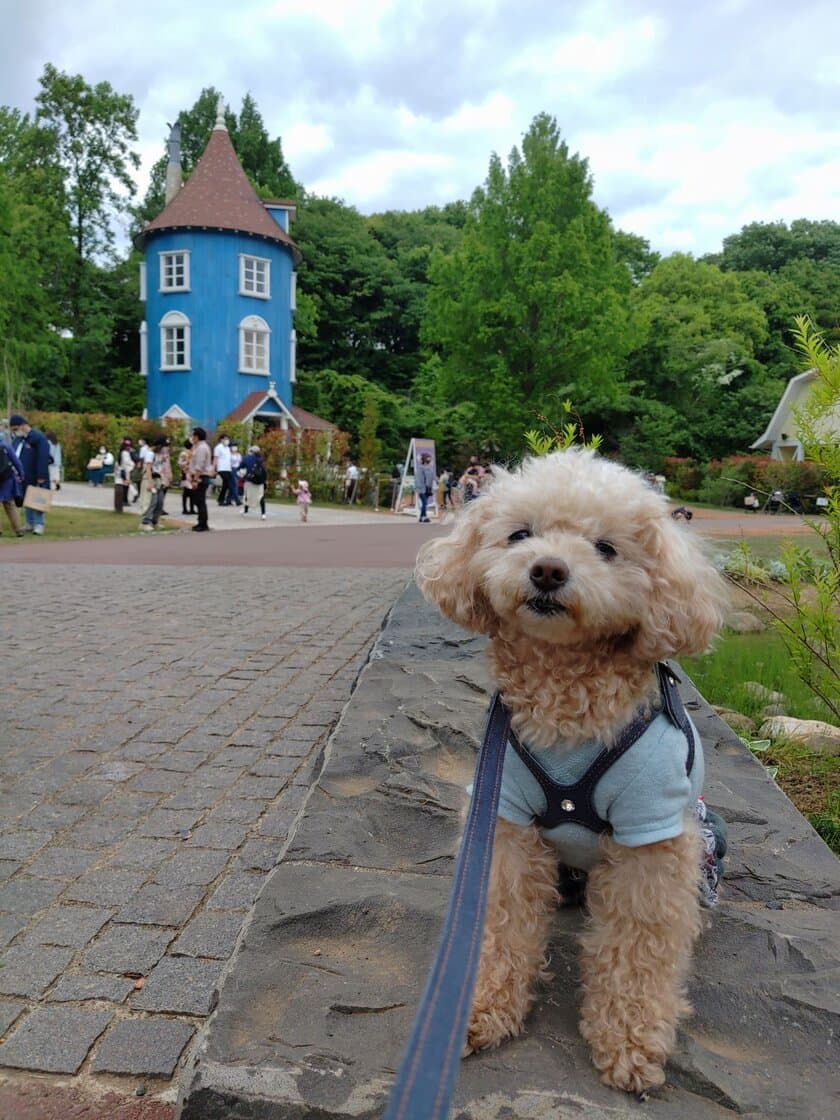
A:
[663,454,831,510]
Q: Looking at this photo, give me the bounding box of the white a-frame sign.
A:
[394,437,437,519]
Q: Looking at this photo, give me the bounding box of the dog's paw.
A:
[464,1009,522,1055]
[593,1044,667,1095]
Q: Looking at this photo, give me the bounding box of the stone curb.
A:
[177,586,840,1119]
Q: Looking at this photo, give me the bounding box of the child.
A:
[292,479,312,522]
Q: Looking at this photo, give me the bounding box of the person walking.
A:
[415,452,436,523]
[240,445,267,519]
[292,479,312,522]
[0,429,25,537]
[213,434,234,506]
[46,431,62,491]
[140,437,172,531]
[188,427,213,532]
[9,415,50,535]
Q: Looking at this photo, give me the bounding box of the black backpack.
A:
[247,460,267,485]
[0,444,13,484]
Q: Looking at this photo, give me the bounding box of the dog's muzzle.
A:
[529,557,569,593]
[525,594,568,617]
[527,558,570,615]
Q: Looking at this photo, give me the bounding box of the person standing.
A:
[188,427,213,532]
[292,479,312,522]
[134,438,154,509]
[0,429,25,537]
[140,437,172,531]
[114,438,134,512]
[178,439,195,516]
[229,442,243,506]
[9,415,51,535]
[344,460,359,504]
[415,452,436,523]
[213,434,234,506]
[46,431,62,491]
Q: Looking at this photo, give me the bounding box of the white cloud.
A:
[1,0,837,255]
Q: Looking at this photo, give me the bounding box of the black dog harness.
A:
[508,663,695,833]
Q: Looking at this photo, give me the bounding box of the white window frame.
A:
[239,314,270,374]
[139,321,148,376]
[139,261,147,301]
[290,271,297,311]
[160,310,191,370]
[159,250,190,292]
[239,254,270,299]
[290,328,297,384]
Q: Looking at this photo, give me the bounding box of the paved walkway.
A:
[0,559,409,1116]
[50,481,405,529]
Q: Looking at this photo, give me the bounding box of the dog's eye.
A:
[507,528,532,544]
[594,539,617,560]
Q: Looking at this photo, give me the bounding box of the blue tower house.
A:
[135,100,303,432]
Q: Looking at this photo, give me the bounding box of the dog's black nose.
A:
[529,558,569,593]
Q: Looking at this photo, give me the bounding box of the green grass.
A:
[0,507,182,543]
[683,630,840,854]
[713,533,830,565]
[683,630,832,722]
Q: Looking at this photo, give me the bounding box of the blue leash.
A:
[384,692,511,1120]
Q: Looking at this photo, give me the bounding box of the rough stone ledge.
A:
[178,587,840,1120]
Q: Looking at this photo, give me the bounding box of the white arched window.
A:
[159,310,190,370]
[239,314,270,374]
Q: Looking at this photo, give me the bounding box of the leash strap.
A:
[384,692,511,1120]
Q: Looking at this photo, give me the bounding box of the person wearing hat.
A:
[9,415,50,535]
[139,436,172,532]
[239,444,268,519]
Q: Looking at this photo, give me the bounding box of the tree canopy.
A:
[423,114,637,454]
[2,74,838,475]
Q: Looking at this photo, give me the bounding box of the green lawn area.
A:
[683,630,839,854]
[711,532,830,565]
[0,507,182,543]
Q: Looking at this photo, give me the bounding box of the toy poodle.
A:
[415,449,726,1095]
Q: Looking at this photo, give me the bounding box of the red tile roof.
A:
[290,405,337,432]
[135,128,301,261]
[225,391,270,424]
[222,392,336,432]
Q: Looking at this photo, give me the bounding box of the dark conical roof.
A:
[134,126,300,261]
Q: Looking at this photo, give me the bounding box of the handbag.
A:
[87,457,104,470]
[23,486,53,513]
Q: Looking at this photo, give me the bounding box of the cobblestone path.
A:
[0,564,407,1109]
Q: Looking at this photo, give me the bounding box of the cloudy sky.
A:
[2,0,838,255]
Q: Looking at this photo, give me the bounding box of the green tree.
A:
[357,394,383,475]
[613,229,661,285]
[423,114,636,455]
[367,204,467,391]
[0,107,72,410]
[33,64,140,407]
[625,254,776,459]
[295,367,407,461]
[293,197,396,382]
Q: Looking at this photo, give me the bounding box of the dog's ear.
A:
[415,504,496,633]
[633,517,727,662]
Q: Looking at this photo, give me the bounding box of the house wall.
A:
[143,228,295,428]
